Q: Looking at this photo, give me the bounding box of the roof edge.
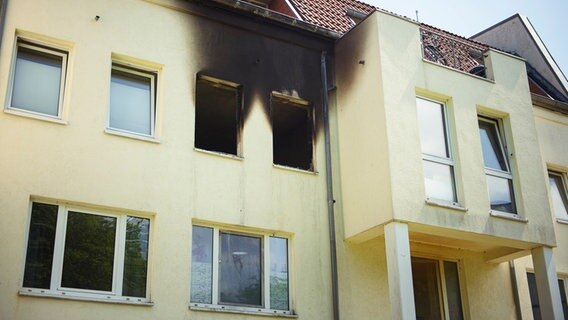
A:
[532,93,568,115]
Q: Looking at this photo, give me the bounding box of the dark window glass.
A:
[195,78,241,155]
[122,216,150,297]
[23,203,58,289]
[412,257,443,320]
[272,97,313,171]
[559,279,568,319]
[444,261,464,320]
[61,211,116,291]
[219,232,262,306]
[527,272,542,320]
[190,226,214,304]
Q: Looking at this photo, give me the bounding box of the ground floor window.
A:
[190,224,291,315]
[526,272,568,319]
[411,257,464,320]
[22,201,150,303]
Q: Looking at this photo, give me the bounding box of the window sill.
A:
[193,147,244,161]
[273,164,318,175]
[490,210,528,223]
[104,129,160,144]
[190,304,297,318]
[425,199,467,212]
[556,218,568,225]
[4,108,68,125]
[19,289,153,306]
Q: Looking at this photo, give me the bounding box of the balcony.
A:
[420,25,489,78]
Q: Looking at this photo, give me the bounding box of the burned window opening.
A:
[195,76,242,156]
[271,93,313,171]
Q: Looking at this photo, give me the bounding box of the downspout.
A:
[0,0,7,53]
[321,51,340,320]
[510,260,522,320]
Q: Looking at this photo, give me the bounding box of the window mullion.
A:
[51,205,68,291]
[114,215,127,296]
[264,235,271,310]
[212,228,220,305]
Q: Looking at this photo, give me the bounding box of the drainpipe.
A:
[0,0,8,53]
[321,51,340,320]
[510,260,522,320]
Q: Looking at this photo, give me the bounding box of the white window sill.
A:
[193,147,244,161]
[425,198,467,212]
[556,218,568,225]
[19,289,153,306]
[4,108,68,125]
[190,303,296,318]
[490,210,528,223]
[273,164,318,175]
[105,129,160,144]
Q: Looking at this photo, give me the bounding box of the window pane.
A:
[110,69,152,135]
[191,226,213,304]
[549,173,568,218]
[417,98,449,158]
[270,237,289,310]
[122,217,150,297]
[272,98,313,171]
[478,120,508,172]
[423,160,456,202]
[527,273,541,320]
[12,46,62,116]
[558,279,568,319]
[195,79,240,155]
[61,211,116,291]
[444,261,464,320]
[487,175,516,213]
[23,203,58,289]
[219,233,262,306]
[412,257,443,320]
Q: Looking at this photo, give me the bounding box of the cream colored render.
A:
[512,105,568,320]
[335,10,555,253]
[0,0,333,319]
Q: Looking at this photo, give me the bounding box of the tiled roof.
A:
[289,0,376,33]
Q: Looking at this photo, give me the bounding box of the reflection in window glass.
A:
[478,120,508,172]
[486,175,516,214]
[444,261,464,320]
[12,46,63,116]
[219,233,262,306]
[122,216,150,297]
[412,258,442,320]
[61,212,117,291]
[549,172,568,218]
[423,160,456,202]
[417,98,449,158]
[270,237,289,310]
[23,203,58,289]
[110,68,153,136]
[191,226,213,304]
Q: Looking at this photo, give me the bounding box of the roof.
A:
[288,0,376,33]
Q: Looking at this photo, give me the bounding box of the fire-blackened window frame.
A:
[194,74,243,157]
[271,92,314,172]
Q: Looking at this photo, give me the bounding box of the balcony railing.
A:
[420,25,489,78]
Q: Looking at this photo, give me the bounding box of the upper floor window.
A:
[22,201,151,303]
[194,75,242,156]
[190,225,291,315]
[271,92,313,171]
[416,97,457,203]
[7,39,68,119]
[478,116,516,214]
[109,64,157,137]
[548,170,568,220]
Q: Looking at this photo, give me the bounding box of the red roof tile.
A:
[289,0,376,33]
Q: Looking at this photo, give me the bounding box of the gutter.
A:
[321,51,340,320]
[510,261,522,320]
[203,0,342,39]
[532,93,568,115]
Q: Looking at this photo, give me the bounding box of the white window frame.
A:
[478,116,518,216]
[6,39,68,120]
[417,97,458,205]
[107,63,157,138]
[20,201,152,304]
[411,255,468,320]
[190,224,293,316]
[548,170,568,221]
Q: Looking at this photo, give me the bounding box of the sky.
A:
[363,0,567,77]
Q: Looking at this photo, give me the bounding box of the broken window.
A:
[195,75,242,156]
[271,92,313,171]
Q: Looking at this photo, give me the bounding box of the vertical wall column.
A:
[384,222,416,320]
[532,246,564,320]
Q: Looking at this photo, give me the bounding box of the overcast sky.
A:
[363,0,567,78]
